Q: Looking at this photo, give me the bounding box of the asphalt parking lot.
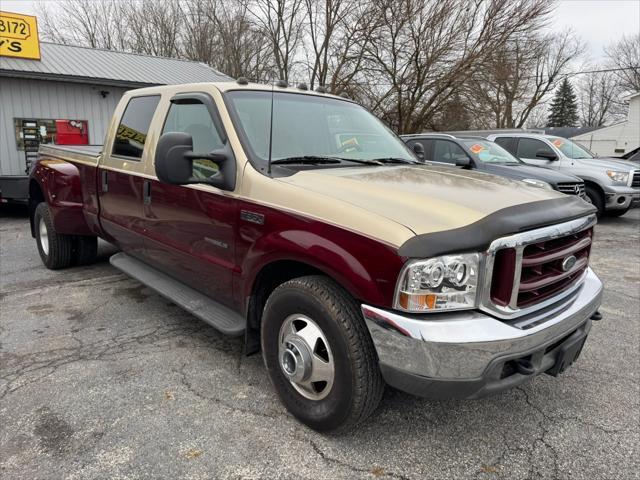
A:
[1,206,638,480]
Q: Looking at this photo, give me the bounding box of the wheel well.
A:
[28,180,45,237]
[244,260,325,354]
[583,180,604,199]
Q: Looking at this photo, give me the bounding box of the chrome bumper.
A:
[362,268,603,398]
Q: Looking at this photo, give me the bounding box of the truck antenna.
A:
[267,80,275,175]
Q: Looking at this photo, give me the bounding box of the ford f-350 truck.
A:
[29,81,603,432]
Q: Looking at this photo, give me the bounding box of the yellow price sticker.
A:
[0,11,41,60]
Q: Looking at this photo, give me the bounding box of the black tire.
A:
[73,235,98,265]
[261,275,384,432]
[605,208,630,218]
[585,185,605,217]
[34,202,73,270]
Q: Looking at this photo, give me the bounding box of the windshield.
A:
[549,137,594,159]
[461,139,522,165]
[225,90,414,169]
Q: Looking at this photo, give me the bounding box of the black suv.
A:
[401,134,586,197]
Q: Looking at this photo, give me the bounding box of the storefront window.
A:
[13,118,89,150]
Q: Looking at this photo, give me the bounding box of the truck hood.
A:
[574,157,638,170]
[277,165,565,236]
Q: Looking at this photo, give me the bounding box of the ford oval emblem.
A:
[562,255,577,272]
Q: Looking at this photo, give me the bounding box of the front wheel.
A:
[261,275,384,432]
[585,185,604,217]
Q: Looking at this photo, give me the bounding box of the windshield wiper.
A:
[271,156,342,165]
[369,157,421,165]
[272,156,385,166]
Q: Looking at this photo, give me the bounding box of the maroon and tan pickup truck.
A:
[29,81,603,432]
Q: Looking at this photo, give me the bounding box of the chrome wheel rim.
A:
[38,217,49,255]
[278,314,335,401]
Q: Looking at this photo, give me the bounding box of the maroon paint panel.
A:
[31,159,94,236]
[142,179,237,308]
[98,168,146,255]
[235,199,405,311]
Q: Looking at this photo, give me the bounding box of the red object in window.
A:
[55,120,89,145]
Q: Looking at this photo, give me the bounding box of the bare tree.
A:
[605,33,640,94]
[466,29,584,129]
[577,68,621,126]
[38,0,129,50]
[246,0,305,81]
[126,0,184,57]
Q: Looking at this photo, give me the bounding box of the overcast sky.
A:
[2,0,639,61]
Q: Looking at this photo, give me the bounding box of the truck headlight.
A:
[521,178,552,189]
[394,253,480,312]
[606,170,629,183]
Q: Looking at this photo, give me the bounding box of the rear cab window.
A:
[112,95,161,160]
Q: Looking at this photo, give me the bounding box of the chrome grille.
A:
[632,170,640,189]
[556,182,585,196]
[481,215,597,319]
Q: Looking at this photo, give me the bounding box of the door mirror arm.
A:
[535,149,558,161]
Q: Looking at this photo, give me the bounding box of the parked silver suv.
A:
[487,133,640,217]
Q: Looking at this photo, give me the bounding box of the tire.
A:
[585,185,605,217]
[606,208,630,218]
[34,202,73,270]
[73,235,98,265]
[261,275,384,432]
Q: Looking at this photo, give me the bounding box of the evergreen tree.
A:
[547,79,579,127]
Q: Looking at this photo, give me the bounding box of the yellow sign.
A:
[0,11,40,60]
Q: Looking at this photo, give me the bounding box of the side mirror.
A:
[154,132,236,190]
[412,142,425,161]
[536,149,558,161]
[455,157,472,169]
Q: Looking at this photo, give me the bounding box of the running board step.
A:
[110,252,245,336]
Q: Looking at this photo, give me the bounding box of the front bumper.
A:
[362,268,603,399]
[604,185,640,210]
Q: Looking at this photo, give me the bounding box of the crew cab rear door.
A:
[98,94,161,254]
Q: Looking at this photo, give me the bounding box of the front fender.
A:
[240,224,405,309]
[30,159,93,236]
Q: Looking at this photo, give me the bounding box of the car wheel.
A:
[261,275,384,432]
[605,208,630,218]
[73,235,98,265]
[585,185,604,217]
[34,202,73,270]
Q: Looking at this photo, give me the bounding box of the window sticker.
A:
[553,139,564,147]
[470,143,485,154]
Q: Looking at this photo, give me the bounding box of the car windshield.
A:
[461,139,522,165]
[225,90,415,169]
[549,137,594,159]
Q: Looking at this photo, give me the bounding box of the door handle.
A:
[101,170,108,192]
[143,180,151,205]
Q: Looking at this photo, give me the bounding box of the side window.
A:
[406,139,432,161]
[494,137,513,153]
[517,138,548,159]
[433,140,468,164]
[112,95,160,159]
[162,101,225,180]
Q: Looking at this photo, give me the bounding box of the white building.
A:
[571,92,640,157]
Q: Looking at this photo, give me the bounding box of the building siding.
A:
[0,77,128,176]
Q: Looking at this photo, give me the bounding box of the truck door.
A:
[98,95,161,254]
[516,138,560,170]
[141,92,237,308]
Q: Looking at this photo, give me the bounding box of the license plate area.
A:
[546,330,587,376]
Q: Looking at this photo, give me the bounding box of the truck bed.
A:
[39,144,103,165]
